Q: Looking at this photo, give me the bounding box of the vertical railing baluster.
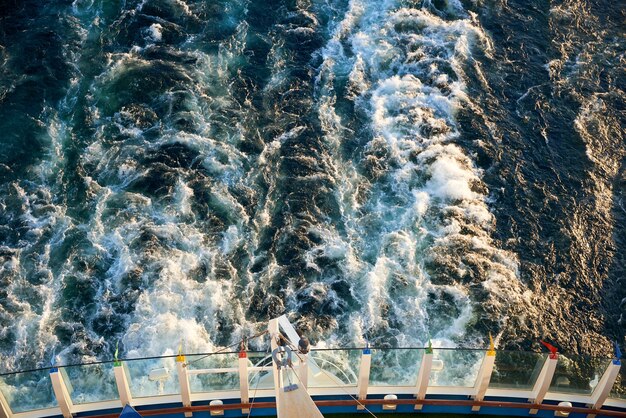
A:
[471,336,496,412]
[529,347,558,415]
[238,350,250,415]
[298,351,309,389]
[268,318,281,401]
[113,361,133,407]
[176,352,192,417]
[0,387,11,418]
[586,354,621,418]
[414,343,433,410]
[356,347,371,410]
[49,367,73,418]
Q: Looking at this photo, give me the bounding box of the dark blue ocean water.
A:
[0,0,623,372]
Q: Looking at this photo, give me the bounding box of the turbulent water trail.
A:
[0,0,624,372]
[305,0,536,347]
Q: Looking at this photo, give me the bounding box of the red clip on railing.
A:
[540,340,559,359]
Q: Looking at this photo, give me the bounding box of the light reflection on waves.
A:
[0,0,547,372]
[77,0,269,359]
[309,1,535,348]
[0,0,264,369]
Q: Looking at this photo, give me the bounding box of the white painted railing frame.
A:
[187,368,238,375]
[1,357,625,418]
[3,316,626,418]
[238,352,249,414]
[276,316,300,347]
[529,354,558,414]
[586,359,622,418]
[414,351,433,410]
[356,348,371,410]
[49,369,73,418]
[298,353,309,389]
[268,318,281,408]
[113,363,133,407]
[471,349,496,412]
[176,356,192,418]
[0,385,12,418]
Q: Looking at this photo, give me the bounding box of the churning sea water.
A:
[0,0,623,372]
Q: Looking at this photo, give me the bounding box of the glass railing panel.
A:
[247,352,274,390]
[609,362,626,400]
[124,357,179,398]
[308,349,361,388]
[0,369,57,413]
[369,349,424,387]
[62,363,119,404]
[549,355,611,395]
[429,349,485,387]
[490,351,547,390]
[185,353,239,393]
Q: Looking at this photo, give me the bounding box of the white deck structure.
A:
[0,315,625,418]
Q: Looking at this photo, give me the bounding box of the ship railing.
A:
[1,347,625,418]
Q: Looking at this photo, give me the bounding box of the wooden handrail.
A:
[83,397,626,418]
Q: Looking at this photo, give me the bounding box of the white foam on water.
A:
[71,7,267,361]
[0,0,111,373]
[146,23,163,43]
[1,0,260,376]
[0,184,69,370]
[307,0,535,349]
[0,2,551,399]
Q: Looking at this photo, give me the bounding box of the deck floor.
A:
[276,384,324,418]
[258,414,513,418]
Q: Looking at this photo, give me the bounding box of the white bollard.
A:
[209,400,224,416]
[383,394,398,410]
[555,401,572,417]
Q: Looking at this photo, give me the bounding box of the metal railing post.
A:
[586,356,621,418]
[49,367,73,418]
[176,353,192,417]
[268,318,281,401]
[0,385,12,418]
[114,362,133,407]
[471,339,496,412]
[238,350,250,414]
[529,349,558,414]
[356,347,372,410]
[414,344,433,411]
[299,352,309,389]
